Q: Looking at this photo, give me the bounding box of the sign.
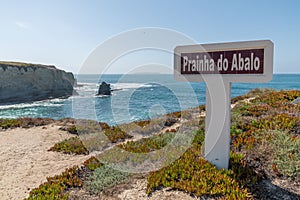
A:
[181,49,264,74]
[174,40,274,169]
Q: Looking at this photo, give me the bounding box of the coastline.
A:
[0,89,299,199]
[0,61,76,105]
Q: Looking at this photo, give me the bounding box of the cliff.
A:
[0,61,76,104]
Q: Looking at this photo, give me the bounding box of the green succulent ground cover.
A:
[25,166,82,200]
[0,118,54,129]
[85,165,130,194]
[231,90,300,180]
[25,89,300,199]
[48,121,133,154]
[48,137,89,155]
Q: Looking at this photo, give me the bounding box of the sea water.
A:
[0,74,299,125]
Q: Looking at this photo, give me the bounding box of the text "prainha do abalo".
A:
[181,49,264,74]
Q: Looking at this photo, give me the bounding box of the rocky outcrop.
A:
[0,61,76,104]
[97,82,111,95]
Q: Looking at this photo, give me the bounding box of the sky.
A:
[0,0,300,74]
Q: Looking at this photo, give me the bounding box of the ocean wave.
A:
[75,82,98,92]
[0,99,65,110]
[111,83,154,90]
[75,82,155,94]
[0,83,156,110]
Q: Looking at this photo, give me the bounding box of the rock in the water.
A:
[97,82,111,95]
[292,97,300,104]
[0,61,76,104]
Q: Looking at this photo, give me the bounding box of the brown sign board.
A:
[174,40,273,82]
[181,49,264,74]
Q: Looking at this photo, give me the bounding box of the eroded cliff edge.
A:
[0,61,76,105]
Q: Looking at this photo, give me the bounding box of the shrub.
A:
[85,166,129,194]
[231,88,274,104]
[67,125,77,134]
[234,103,270,117]
[146,147,255,199]
[134,119,151,127]
[229,153,260,185]
[49,137,89,155]
[26,166,82,200]
[0,119,22,129]
[99,122,110,130]
[71,120,131,143]
[251,90,300,107]
[104,126,133,143]
[63,119,110,135]
[231,90,300,152]
[167,111,182,118]
[83,156,103,171]
[192,129,205,145]
[118,132,175,153]
[53,121,132,154]
[253,114,297,131]
[0,118,54,129]
[272,130,300,179]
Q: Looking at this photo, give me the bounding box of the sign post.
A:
[174,40,274,169]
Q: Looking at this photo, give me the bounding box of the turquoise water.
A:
[0,74,299,125]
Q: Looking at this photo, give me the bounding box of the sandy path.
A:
[0,124,90,200]
[118,178,200,200]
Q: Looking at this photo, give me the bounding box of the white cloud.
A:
[15,21,29,29]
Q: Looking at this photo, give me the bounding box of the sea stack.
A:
[0,61,76,104]
[97,82,111,95]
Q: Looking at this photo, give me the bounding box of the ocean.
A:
[0,74,299,125]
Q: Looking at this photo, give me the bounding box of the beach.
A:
[0,124,89,200]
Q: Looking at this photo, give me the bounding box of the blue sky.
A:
[0,0,299,73]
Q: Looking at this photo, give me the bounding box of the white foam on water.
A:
[74,82,99,98]
[76,82,154,90]
[112,83,154,90]
[75,82,98,92]
[74,82,155,96]
[77,82,98,86]
[95,95,111,98]
[0,82,155,111]
[0,98,65,110]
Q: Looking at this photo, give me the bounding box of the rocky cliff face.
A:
[0,62,76,104]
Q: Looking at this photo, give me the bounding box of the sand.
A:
[0,124,90,200]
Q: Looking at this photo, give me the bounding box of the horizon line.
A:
[74,72,300,75]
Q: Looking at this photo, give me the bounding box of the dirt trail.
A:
[0,125,90,200]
